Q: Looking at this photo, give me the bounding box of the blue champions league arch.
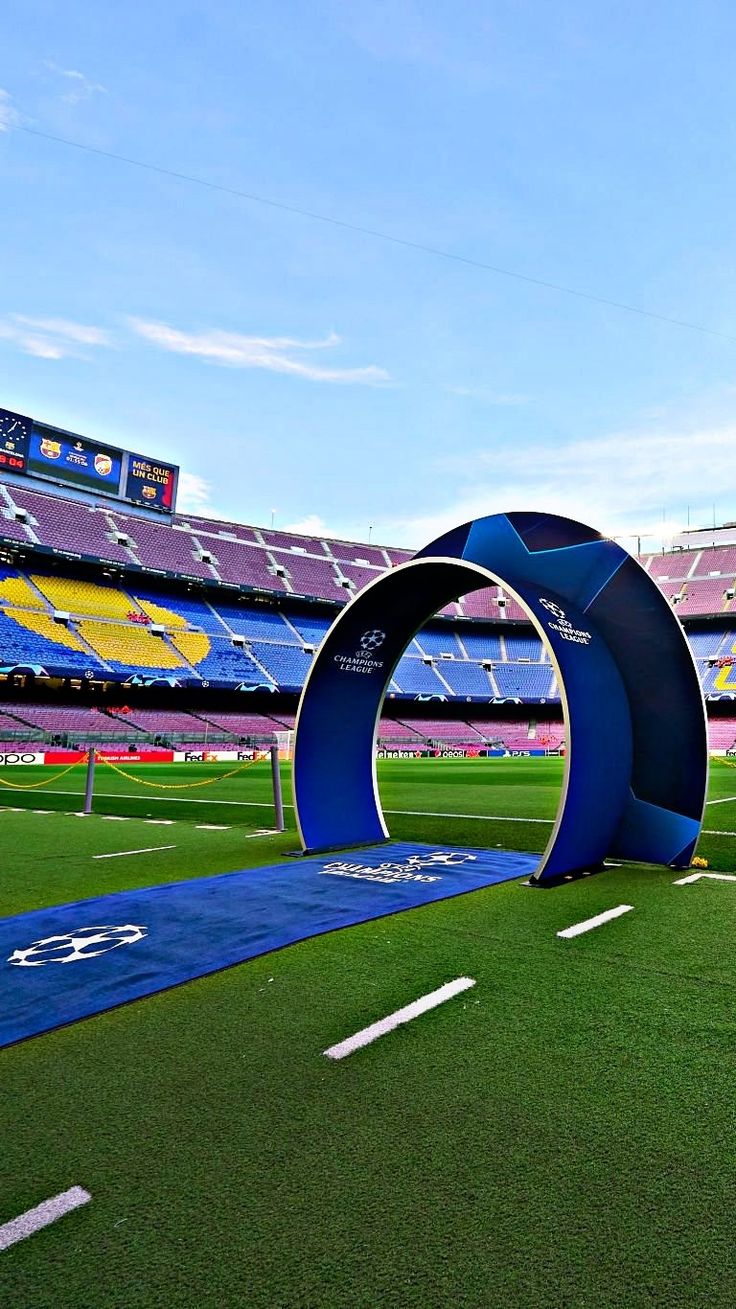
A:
[293,511,708,883]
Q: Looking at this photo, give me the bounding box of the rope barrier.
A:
[0,759,85,790]
[93,751,269,790]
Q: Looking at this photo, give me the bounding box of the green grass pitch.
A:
[2,755,736,1306]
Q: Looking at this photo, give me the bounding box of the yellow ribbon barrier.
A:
[0,759,85,790]
[94,751,269,790]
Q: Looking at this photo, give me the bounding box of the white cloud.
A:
[0,315,111,360]
[14,316,110,346]
[377,424,736,551]
[282,513,333,536]
[128,318,390,385]
[448,386,528,406]
[176,471,224,520]
[44,61,106,105]
[0,89,19,132]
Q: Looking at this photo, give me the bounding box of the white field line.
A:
[93,845,176,860]
[12,793,736,843]
[385,808,551,824]
[195,824,230,830]
[101,815,130,821]
[144,819,175,825]
[0,1186,90,1253]
[323,977,476,1060]
[673,871,736,886]
[705,796,736,806]
[47,789,268,808]
[20,789,554,824]
[557,904,634,939]
[245,828,280,837]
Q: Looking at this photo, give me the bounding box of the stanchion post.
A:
[270,742,285,832]
[84,748,96,815]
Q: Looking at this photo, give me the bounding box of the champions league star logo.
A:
[8,924,148,966]
[538,597,592,646]
[320,848,477,884]
[539,598,567,622]
[404,850,477,869]
[360,629,386,652]
[335,629,387,674]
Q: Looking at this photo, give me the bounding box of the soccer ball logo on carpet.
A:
[406,851,477,868]
[7,924,148,967]
[360,629,386,652]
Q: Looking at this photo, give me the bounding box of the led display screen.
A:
[124,454,177,512]
[28,425,123,495]
[0,406,178,513]
[0,407,31,474]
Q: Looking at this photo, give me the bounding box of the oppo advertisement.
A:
[0,405,178,513]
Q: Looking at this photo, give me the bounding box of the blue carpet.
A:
[0,842,537,1048]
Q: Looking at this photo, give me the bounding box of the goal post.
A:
[274,730,293,761]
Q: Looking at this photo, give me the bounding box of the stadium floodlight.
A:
[292,511,708,885]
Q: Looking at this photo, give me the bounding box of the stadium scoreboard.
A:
[0,406,178,513]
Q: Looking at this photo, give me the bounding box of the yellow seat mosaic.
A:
[0,575,47,611]
[133,596,189,629]
[31,575,136,620]
[2,607,90,652]
[0,570,214,670]
[715,642,736,692]
[169,631,211,665]
[76,620,187,668]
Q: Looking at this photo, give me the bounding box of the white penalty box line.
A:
[324,977,476,1060]
[0,1186,90,1253]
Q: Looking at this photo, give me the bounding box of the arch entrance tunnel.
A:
[293,511,707,884]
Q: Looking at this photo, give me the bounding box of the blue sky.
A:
[2,0,736,549]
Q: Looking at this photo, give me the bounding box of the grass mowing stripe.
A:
[557,904,634,939]
[0,1187,90,1252]
[324,977,476,1059]
[92,845,176,860]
